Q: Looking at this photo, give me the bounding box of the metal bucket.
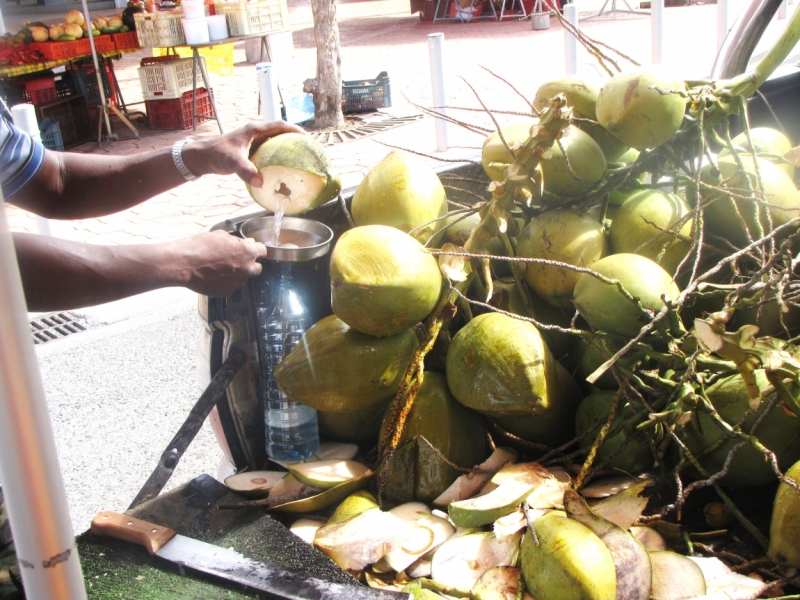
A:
[531,12,551,29]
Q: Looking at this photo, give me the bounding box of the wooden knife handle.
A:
[91,511,176,555]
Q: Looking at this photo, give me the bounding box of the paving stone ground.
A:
[2,0,777,243]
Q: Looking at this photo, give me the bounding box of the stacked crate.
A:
[138,56,214,130]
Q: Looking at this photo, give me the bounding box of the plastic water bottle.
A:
[256,271,319,462]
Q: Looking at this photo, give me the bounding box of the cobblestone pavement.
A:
[3,0,739,243]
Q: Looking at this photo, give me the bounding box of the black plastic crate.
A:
[0,79,25,107]
[341,71,391,113]
[65,64,114,106]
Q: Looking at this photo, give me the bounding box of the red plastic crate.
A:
[145,88,214,130]
[25,77,58,106]
[28,41,80,60]
[74,34,116,57]
[112,31,141,50]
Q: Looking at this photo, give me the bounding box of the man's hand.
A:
[178,229,268,297]
[181,121,306,188]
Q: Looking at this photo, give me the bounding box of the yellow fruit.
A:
[768,459,800,568]
[719,127,794,179]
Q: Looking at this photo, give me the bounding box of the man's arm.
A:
[13,229,268,312]
[9,121,303,220]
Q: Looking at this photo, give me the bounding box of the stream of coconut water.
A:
[268,191,301,249]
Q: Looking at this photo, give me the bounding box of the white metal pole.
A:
[428,33,448,152]
[717,0,729,50]
[651,0,664,64]
[0,194,87,599]
[564,4,579,75]
[81,0,114,141]
[0,8,6,35]
[778,0,787,19]
[256,62,282,122]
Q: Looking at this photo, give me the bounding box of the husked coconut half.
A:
[289,460,370,489]
[313,508,408,572]
[433,447,518,506]
[315,442,359,462]
[290,518,326,544]
[472,566,528,600]
[384,514,455,573]
[267,474,322,508]
[431,531,521,593]
[649,551,707,600]
[247,133,341,215]
[688,557,767,600]
[224,470,287,497]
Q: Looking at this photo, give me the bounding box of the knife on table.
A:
[91,511,411,600]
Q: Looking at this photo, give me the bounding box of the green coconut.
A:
[533,77,628,161]
[701,154,800,248]
[596,70,687,150]
[379,372,486,502]
[445,311,582,418]
[719,127,795,179]
[517,209,609,309]
[317,400,390,443]
[247,133,341,215]
[677,369,800,487]
[482,119,538,182]
[610,189,693,277]
[330,225,443,337]
[490,279,573,358]
[575,391,654,474]
[573,253,681,338]
[541,127,607,198]
[568,337,625,392]
[520,513,617,600]
[351,151,449,246]
[768,459,800,568]
[273,315,418,412]
[442,211,482,245]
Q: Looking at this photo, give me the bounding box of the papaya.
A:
[351,150,448,246]
[610,189,693,277]
[247,133,341,216]
[533,77,629,161]
[445,312,582,418]
[768,459,800,568]
[677,369,800,487]
[520,512,617,600]
[274,315,418,413]
[573,253,681,338]
[596,70,687,150]
[379,372,486,502]
[575,391,654,474]
[517,209,608,309]
[330,225,443,337]
[701,154,800,248]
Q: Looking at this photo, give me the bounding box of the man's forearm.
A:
[13,232,188,311]
[13,230,267,312]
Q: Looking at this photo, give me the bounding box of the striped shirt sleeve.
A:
[1,98,46,200]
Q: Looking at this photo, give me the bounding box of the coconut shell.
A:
[330,225,443,337]
[379,372,486,503]
[573,253,681,338]
[351,151,448,246]
[274,315,418,412]
[445,312,582,418]
[768,459,800,568]
[596,70,687,150]
[517,209,608,309]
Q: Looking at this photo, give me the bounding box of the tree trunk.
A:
[303,0,345,129]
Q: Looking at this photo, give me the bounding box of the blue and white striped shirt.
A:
[1,98,45,200]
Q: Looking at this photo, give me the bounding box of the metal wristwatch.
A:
[172,139,198,181]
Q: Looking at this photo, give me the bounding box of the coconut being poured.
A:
[247,133,342,248]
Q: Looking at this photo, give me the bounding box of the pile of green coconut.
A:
[234,64,800,600]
